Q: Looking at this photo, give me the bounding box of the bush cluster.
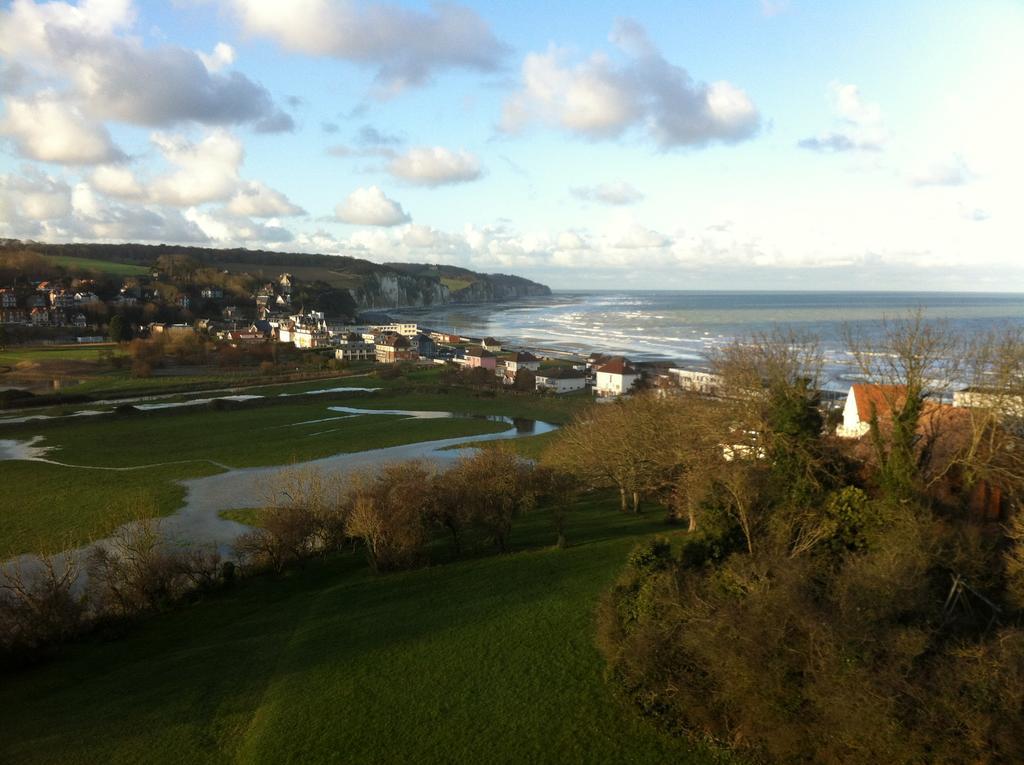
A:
[0,517,225,664]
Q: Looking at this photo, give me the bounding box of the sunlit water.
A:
[398,291,1024,391]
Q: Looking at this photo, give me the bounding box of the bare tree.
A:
[0,552,86,651]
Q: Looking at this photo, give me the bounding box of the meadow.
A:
[43,254,151,276]
[0,379,588,558]
[0,499,720,765]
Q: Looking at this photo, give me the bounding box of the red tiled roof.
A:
[850,383,908,424]
[597,356,637,375]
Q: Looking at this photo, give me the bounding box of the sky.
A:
[0,0,1021,291]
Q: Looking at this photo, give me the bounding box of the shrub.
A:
[87,519,221,616]
[343,462,434,573]
[0,554,87,655]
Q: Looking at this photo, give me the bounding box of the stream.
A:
[1,406,559,578]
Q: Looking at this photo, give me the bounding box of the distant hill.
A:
[0,240,551,310]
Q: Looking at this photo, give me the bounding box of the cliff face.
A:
[379,262,551,308]
[447,276,551,303]
[347,272,450,309]
[347,271,550,309]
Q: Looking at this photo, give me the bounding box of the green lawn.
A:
[0,402,510,558]
[0,501,720,764]
[44,254,151,276]
[0,345,119,365]
[1,460,222,558]
[322,388,590,425]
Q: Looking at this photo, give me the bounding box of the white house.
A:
[836,383,907,438]
[668,367,723,395]
[278,311,331,349]
[501,351,540,383]
[373,322,419,338]
[594,357,640,397]
[335,332,375,361]
[536,369,587,394]
[954,387,1024,419]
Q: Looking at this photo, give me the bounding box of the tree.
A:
[447,446,536,552]
[343,462,435,572]
[108,314,128,343]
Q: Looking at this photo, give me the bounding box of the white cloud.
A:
[226,181,306,217]
[0,0,292,137]
[91,164,144,199]
[0,168,71,220]
[222,0,508,95]
[335,186,411,226]
[910,153,972,187]
[0,92,124,164]
[501,19,759,148]
[0,167,209,243]
[186,207,294,244]
[798,82,888,152]
[148,130,244,206]
[198,42,235,73]
[571,181,644,205]
[388,146,482,186]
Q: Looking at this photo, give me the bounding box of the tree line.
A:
[588,317,1024,764]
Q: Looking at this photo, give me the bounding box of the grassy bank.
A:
[0,500,717,764]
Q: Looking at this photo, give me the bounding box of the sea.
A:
[394,291,1024,393]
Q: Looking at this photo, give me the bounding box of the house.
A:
[223,331,263,346]
[150,323,195,338]
[594,357,640,397]
[74,291,101,305]
[30,307,51,325]
[501,351,540,383]
[50,290,75,309]
[373,322,420,338]
[430,331,461,344]
[201,286,224,300]
[335,332,376,362]
[954,387,1024,420]
[463,346,496,370]
[0,308,28,324]
[482,336,502,352]
[536,368,587,394]
[248,320,272,337]
[279,311,330,348]
[410,333,437,359]
[586,352,612,370]
[278,273,293,299]
[374,332,418,363]
[72,312,89,328]
[176,294,192,310]
[669,367,724,395]
[0,289,17,308]
[836,384,909,438]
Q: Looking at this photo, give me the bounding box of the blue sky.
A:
[0,0,1021,290]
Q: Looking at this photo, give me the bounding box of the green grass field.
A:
[0,345,119,365]
[44,254,150,276]
[0,401,510,558]
[0,500,720,764]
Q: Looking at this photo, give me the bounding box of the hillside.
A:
[0,240,550,311]
[0,500,708,764]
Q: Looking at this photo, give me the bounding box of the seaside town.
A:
[2,265,1014,445]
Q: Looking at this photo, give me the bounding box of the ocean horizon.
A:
[396,289,1024,390]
